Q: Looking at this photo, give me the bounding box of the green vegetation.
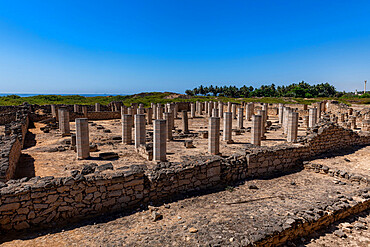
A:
[0,90,369,107]
[185,81,340,98]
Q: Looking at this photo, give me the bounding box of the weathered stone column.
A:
[122,114,132,144]
[262,103,268,120]
[164,112,172,140]
[58,108,70,136]
[208,102,213,117]
[95,103,101,112]
[349,116,357,129]
[137,105,145,114]
[156,105,163,119]
[223,112,233,143]
[227,102,232,112]
[246,103,253,121]
[283,107,292,133]
[316,102,322,120]
[75,118,89,159]
[278,103,284,124]
[251,114,262,146]
[134,114,146,148]
[146,108,153,125]
[237,107,244,129]
[287,112,298,143]
[208,117,220,155]
[303,116,309,128]
[74,104,79,113]
[153,119,166,161]
[308,108,317,128]
[182,110,189,133]
[174,103,178,119]
[131,103,137,115]
[257,109,266,139]
[218,102,223,118]
[232,104,237,119]
[190,103,195,118]
[82,105,88,118]
[152,103,157,120]
[212,108,218,117]
[51,104,57,118]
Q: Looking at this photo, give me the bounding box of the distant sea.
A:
[0,93,126,97]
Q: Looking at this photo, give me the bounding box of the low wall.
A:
[0,121,369,232]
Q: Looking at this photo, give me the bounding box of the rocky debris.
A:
[81,163,98,175]
[189,227,198,233]
[151,211,163,222]
[249,184,259,190]
[89,144,98,152]
[334,229,347,238]
[184,140,195,148]
[99,152,119,160]
[103,129,111,133]
[96,163,114,172]
[112,136,122,141]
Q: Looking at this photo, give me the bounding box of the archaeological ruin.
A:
[0,100,369,246]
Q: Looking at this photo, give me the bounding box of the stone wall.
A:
[0,113,16,125]
[0,110,29,182]
[0,121,369,232]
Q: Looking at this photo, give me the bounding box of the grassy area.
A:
[0,93,368,107]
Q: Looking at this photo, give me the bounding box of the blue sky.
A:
[0,1,369,94]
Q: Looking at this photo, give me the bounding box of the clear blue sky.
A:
[0,1,369,94]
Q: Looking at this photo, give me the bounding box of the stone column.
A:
[287,112,298,143]
[58,108,70,136]
[137,105,145,115]
[223,112,233,143]
[316,102,322,120]
[157,105,163,119]
[190,103,195,118]
[152,103,157,120]
[131,103,137,116]
[208,102,213,117]
[208,117,220,155]
[303,116,309,128]
[349,116,357,129]
[227,102,232,112]
[246,103,253,121]
[308,108,317,128]
[51,104,57,118]
[146,108,153,125]
[262,103,268,120]
[122,114,132,144]
[237,107,244,129]
[134,114,146,148]
[95,103,101,112]
[174,103,178,119]
[278,103,284,124]
[182,110,189,133]
[82,105,88,118]
[232,104,237,119]
[74,104,79,113]
[283,107,292,133]
[257,109,266,139]
[251,115,262,146]
[164,112,172,140]
[75,118,89,159]
[153,119,166,161]
[212,108,218,117]
[218,102,223,118]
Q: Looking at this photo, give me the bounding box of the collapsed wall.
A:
[0,121,369,232]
